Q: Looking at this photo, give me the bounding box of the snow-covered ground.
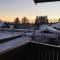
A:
[0,23,60,54]
[21,24,60,41]
[28,24,60,45]
[0,36,31,54]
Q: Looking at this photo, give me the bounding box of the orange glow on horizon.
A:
[0,17,14,22]
[0,16,35,23]
[0,16,59,23]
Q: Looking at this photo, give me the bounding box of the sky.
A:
[0,0,60,23]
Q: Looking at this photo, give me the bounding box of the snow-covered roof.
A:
[52,22,60,29]
[39,24,60,34]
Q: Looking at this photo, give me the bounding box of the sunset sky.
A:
[0,0,60,23]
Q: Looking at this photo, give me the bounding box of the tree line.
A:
[0,16,50,29]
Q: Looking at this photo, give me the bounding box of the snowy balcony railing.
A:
[28,42,60,60]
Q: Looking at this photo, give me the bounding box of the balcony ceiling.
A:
[33,0,60,4]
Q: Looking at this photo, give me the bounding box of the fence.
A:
[0,42,60,60]
[28,42,60,60]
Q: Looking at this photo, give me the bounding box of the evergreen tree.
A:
[35,16,39,27]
